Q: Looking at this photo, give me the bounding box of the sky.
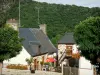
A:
[34,0,100,8]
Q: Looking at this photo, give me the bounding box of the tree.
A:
[0,27,22,74]
[51,34,62,46]
[74,17,100,73]
[0,0,18,27]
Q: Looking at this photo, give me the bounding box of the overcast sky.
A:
[34,0,100,7]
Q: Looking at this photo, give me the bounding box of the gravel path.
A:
[2,68,62,75]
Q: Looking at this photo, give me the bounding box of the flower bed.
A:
[6,64,28,70]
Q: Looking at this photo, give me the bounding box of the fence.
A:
[63,67,78,75]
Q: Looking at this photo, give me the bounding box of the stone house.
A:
[19,25,57,70]
[58,32,94,75]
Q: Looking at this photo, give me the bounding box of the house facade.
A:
[58,33,78,65]
[58,32,94,75]
[32,53,56,70]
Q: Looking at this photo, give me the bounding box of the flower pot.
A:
[30,70,35,73]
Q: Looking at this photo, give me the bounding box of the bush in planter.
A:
[6,64,28,70]
[44,62,50,66]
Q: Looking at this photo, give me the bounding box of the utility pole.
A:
[35,0,42,25]
[35,7,41,25]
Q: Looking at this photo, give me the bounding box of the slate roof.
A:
[58,32,75,44]
[19,28,57,57]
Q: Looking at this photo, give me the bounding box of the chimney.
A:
[39,24,46,34]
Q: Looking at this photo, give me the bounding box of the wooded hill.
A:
[7,0,100,45]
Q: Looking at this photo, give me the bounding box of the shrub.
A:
[72,52,80,59]
[6,64,28,70]
[44,62,50,65]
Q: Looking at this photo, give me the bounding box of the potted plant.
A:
[25,57,35,73]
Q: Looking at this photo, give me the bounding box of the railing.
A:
[58,50,66,64]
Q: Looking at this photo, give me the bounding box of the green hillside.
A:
[7,0,100,45]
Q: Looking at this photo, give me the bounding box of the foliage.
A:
[0,12,6,27]
[6,64,28,70]
[0,27,22,62]
[25,57,33,65]
[72,53,80,59]
[74,17,100,65]
[0,0,18,27]
[51,34,62,46]
[40,61,44,65]
[44,62,50,66]
[7,0,100,45]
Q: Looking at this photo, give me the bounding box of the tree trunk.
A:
[0,62,3,75]
[30,64,31,71]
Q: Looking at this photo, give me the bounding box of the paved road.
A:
[2,68,62,75]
